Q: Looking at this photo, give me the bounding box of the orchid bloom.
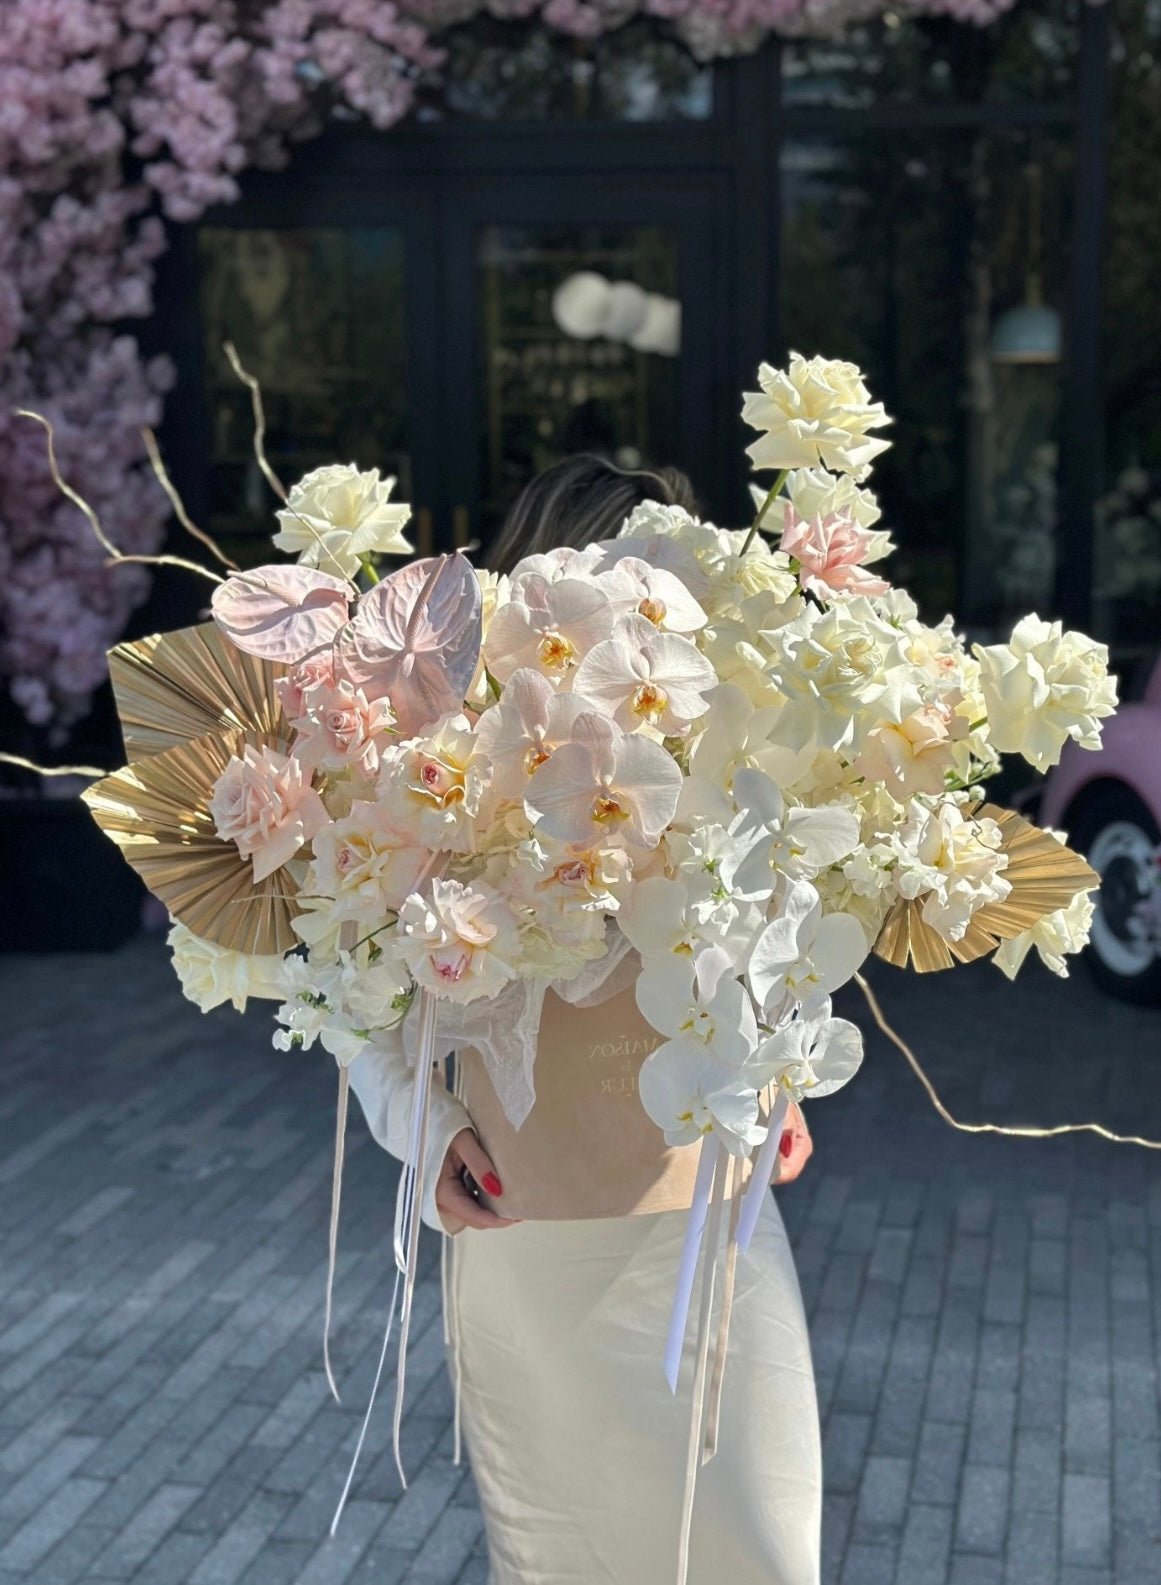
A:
[573,614,717,735]
[725,768,862,897]
[754,1005,864,1102]
[483,574,615,687]
[780,506,891,601]
[473,667,589,802]
[595,556,708,634]
[747,879,869,1018]
[524,711,682,850]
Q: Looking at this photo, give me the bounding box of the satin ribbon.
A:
[664,1136,719,1392]
[322,1065,350,1405]
[734,1086,790,1255]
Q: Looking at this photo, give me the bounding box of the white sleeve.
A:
[346,1026,473,1236]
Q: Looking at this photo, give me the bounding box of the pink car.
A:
[1039,652,1161,1004]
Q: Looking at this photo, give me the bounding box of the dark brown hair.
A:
[487,454,698,576]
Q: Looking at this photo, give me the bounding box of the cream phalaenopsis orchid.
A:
[483,573,615,687]
[635,950,771,1155]
[595,556,708,634]
[742,353,892,479]
[572,614,717,735]
[755,1004,864,1102]
[747,879,869,1018]
[508,544,604,589]
[725,768,861,897]
[473,667,589,802]
[524,711,682,851]
[397,877,520,1004]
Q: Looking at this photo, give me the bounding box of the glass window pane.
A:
[780,128,1072,629]
[475,224,681,541]
[197,227,409,564]
[418,18,713,122]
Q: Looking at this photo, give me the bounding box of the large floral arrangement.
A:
[75,350,1111,1566]
[1,0,1083,739]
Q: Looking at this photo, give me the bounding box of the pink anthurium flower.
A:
[573,614,717,734]
[211,565,352,663]
[524,711,682,851]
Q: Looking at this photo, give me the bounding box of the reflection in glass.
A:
[420,18,712,122]
[476,225,680,541]
[197,227,409,563]
[780,128,1070,630]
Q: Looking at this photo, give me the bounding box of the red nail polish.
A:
[481,1172,503,1197]
[779,1130,794,1160]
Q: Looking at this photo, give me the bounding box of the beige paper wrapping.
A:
[459,981,770,1221]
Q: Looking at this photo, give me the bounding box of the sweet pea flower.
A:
[743,352,892,478]
[483,573,616,688]
[524,711,682,850]
[993,888,1097,981]
[747,879,870,1018]
[573,614,717,734]
[209,743,328,882]
[397,878,519,1004]
[472,668,588,802]
[973,616,1117,772]
[780,506,891,600]
[273,464,413,576]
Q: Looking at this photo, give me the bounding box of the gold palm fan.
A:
[82,725,301,954]
[874,803,1100,974]
[109,622,286,760]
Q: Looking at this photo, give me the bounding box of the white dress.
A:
[348,1040,822,1585]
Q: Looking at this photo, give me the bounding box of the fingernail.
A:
[481,1172,503,1197]
[779,1130,794,1160]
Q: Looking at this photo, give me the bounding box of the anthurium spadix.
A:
[747,879,870,1018]
[523,711,682,850]
[725,768,861,897]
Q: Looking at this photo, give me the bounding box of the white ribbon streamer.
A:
[734,1087,790,1255]
[664,1135,718,1393]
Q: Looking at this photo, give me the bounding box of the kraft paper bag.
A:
[458,980,771,1221]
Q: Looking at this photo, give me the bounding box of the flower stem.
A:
[359,556,381,586]
[738,470,789,559]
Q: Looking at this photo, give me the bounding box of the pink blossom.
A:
[781,507,891,601]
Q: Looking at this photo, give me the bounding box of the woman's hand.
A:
[435,1128,523,1234]
[774,1103,813,1186]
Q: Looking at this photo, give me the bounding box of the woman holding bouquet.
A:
[349,456,822,1585]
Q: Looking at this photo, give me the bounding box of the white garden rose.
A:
[743,353,892,478]
[762,466,890,549]
[973,616,1117,772]
[891,801,1011,941]
[167,922,286,1014]
[273,464,413,576]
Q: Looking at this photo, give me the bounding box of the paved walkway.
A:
[1,937,1159,1584]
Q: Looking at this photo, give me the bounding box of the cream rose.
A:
[209,743,328,881]
[397,878,520,1004]
[167,922,286,1013]
[273,464,413,576]
[973,616,1118,772]
[743,353,892,478]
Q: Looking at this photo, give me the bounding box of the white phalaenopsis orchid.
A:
[755,1005,864,1101]
[523,711,682,850]
[748,879,869,1018]
[484,573,615,686]
[573,614,717,734]
[595,556,709,635]
[473,667,589,803]
[726,767,861,897]
[636,948,758,1067]
[619,875,745,971]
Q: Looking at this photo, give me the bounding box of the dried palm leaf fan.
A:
[108,621,286,760]
[874,804,1099,973]
[82,725,301,955]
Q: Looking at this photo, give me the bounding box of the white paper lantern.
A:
[628,294,681,357]
[603,281,650,341]
[552,272,612,339]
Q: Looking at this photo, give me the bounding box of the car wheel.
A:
[1068,786,1161,1006]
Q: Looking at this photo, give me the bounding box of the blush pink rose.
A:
[781,507,891,601]
[292,679,396,778]
[209,744,329,882]
[277,653,341,724]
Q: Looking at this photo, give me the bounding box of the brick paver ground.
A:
[1,937,1160,1583]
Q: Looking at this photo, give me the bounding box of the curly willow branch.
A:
[142,428,239,571]
[854,971,1161,1151]
[0,751,110,779]
[15,411,222,585]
